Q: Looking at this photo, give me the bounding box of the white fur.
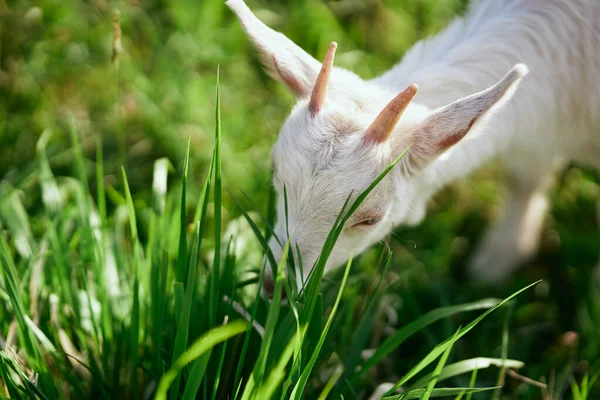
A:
[227,0,600,288]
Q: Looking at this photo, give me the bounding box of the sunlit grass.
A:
[1,0,599,399]
[0,72,576,399]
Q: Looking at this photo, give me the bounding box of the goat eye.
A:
[352,217,382,228]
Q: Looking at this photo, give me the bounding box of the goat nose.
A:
[263,278,274,298]
[262,277,287,301]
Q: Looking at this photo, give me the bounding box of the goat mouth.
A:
[262,278,287,301]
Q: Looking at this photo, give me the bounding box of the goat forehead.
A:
[273,130,385,197]
[275,122,368,176]
[285,164,383,216]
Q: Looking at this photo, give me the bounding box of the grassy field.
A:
[1,0,599,398]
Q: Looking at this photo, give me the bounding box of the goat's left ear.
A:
[406,64,528,172]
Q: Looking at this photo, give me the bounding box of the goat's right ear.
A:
[227,0,321,97]
[404,64,528,173]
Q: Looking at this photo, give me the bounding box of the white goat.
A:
[226,0,600,292]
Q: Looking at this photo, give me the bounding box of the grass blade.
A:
[175,137,191,284]
[170,222,202,399]
[353,298,503,381]
[460,365,479,400]
[290,255,354,399]
[155,320,249,400]
[410,357,525,390]
[421,327,461,400]
[0,239,44,368]
[240,242,290,400]
[383,281,541,396]
[210,297,235,400]
[121,167,141,398]
[232,258,269,400]
[318,367,343,400]
[334,252,392,397]
[179,161,217,400]
[383,386,501,400]
[256,331,299,400]
[493,302,515,399]
[181,67,225,400]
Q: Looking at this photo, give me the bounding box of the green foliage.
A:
[1,0,599,399]
[0,71,537,399]
[570,371,600,400]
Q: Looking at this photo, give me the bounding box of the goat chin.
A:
[228,0,600,288]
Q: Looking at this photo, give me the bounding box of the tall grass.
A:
[2,0,599,398]
[0,72,563,399]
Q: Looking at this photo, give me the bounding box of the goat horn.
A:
[309,42,337,117]
[364,84,418,143]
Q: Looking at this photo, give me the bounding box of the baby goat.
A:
[227,0,600,292]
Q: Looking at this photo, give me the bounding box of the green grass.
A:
[0,75,540,398]
[1,0,599,399]
[0,72,595,399]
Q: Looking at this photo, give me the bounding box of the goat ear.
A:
[227,0,321,97]
[405,64,528,172]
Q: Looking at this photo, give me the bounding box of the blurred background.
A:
[2,0,599,397]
